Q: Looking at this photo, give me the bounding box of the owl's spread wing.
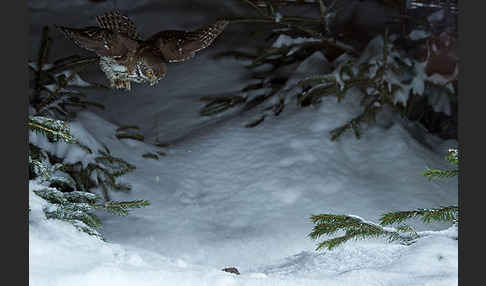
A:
[57,26,139,58]
[146,20,229,63]
[96,10,140,40]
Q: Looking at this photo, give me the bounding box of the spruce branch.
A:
[116,133,145,141]
[29,144,51,180]
[30,28,105,118]
[309,147,459,251]
[329,100,382,141]
[142,153,159,160]
[380,206,459,226]
[35,67,107,116]
[309,214,413,250]
[36,71,78,112]
[243,93,274,112]
[298,31,425,140]
[92,200,150,216]
[30,157,50,179]
[33,187,149,237]
[423,168,458,180]
[446,148,459,165]
[423,148,458,179]
[200,95,247,116]
[45,207,102,229]
[212,50,257,61]
[245,115,266,128]
[28,116,76,143]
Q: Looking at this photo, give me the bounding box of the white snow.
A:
[30,173,458,286]
[67,73,94,87]
[272,34,321,49]
[409,30,430,41]
[29,100,458,285]
[29,1,458,285]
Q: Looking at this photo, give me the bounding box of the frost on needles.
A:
[29,114,149,238]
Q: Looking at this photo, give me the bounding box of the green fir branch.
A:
[116,133,145,141]
[309,147,459,251]
[380,206,459,226]
[245,115,266,128]
[30,29,104,119]
[423,149,458,180]
[446,148,459,165]
[309,214,411,250]
[423,168,458,180]
[92,200,150,216]
[142,153,160,160]
[94,150,136,178]
[33,187,149,237]
[200,95,247,116]
[28,116,76,143]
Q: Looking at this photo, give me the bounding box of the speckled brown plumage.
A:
[57,10,228,91]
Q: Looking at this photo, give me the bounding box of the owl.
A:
[57,10,229,90]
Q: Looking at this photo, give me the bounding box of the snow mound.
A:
[30,177,457,286]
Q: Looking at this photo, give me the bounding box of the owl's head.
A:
[139,50,167,86]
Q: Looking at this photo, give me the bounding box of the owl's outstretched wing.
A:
[57,26,139,58]
[146,20,229,63]
[96,10,140,40]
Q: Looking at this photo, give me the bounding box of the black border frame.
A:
[4,0,28,285]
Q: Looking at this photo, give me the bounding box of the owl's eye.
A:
[146,71,153,77]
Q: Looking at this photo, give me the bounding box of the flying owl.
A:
[57,10,229,90]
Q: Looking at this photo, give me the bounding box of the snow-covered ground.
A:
[29,1,458,285]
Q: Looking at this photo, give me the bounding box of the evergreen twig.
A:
[308,214,414,250]
[380,206,459,226]
[200,95,247,116]
[142,153,159,160]
[309,148,459,251]
[423,168,458,179]
[116,133,145,141]
[92,200,150,216]
[28,116,76,143]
